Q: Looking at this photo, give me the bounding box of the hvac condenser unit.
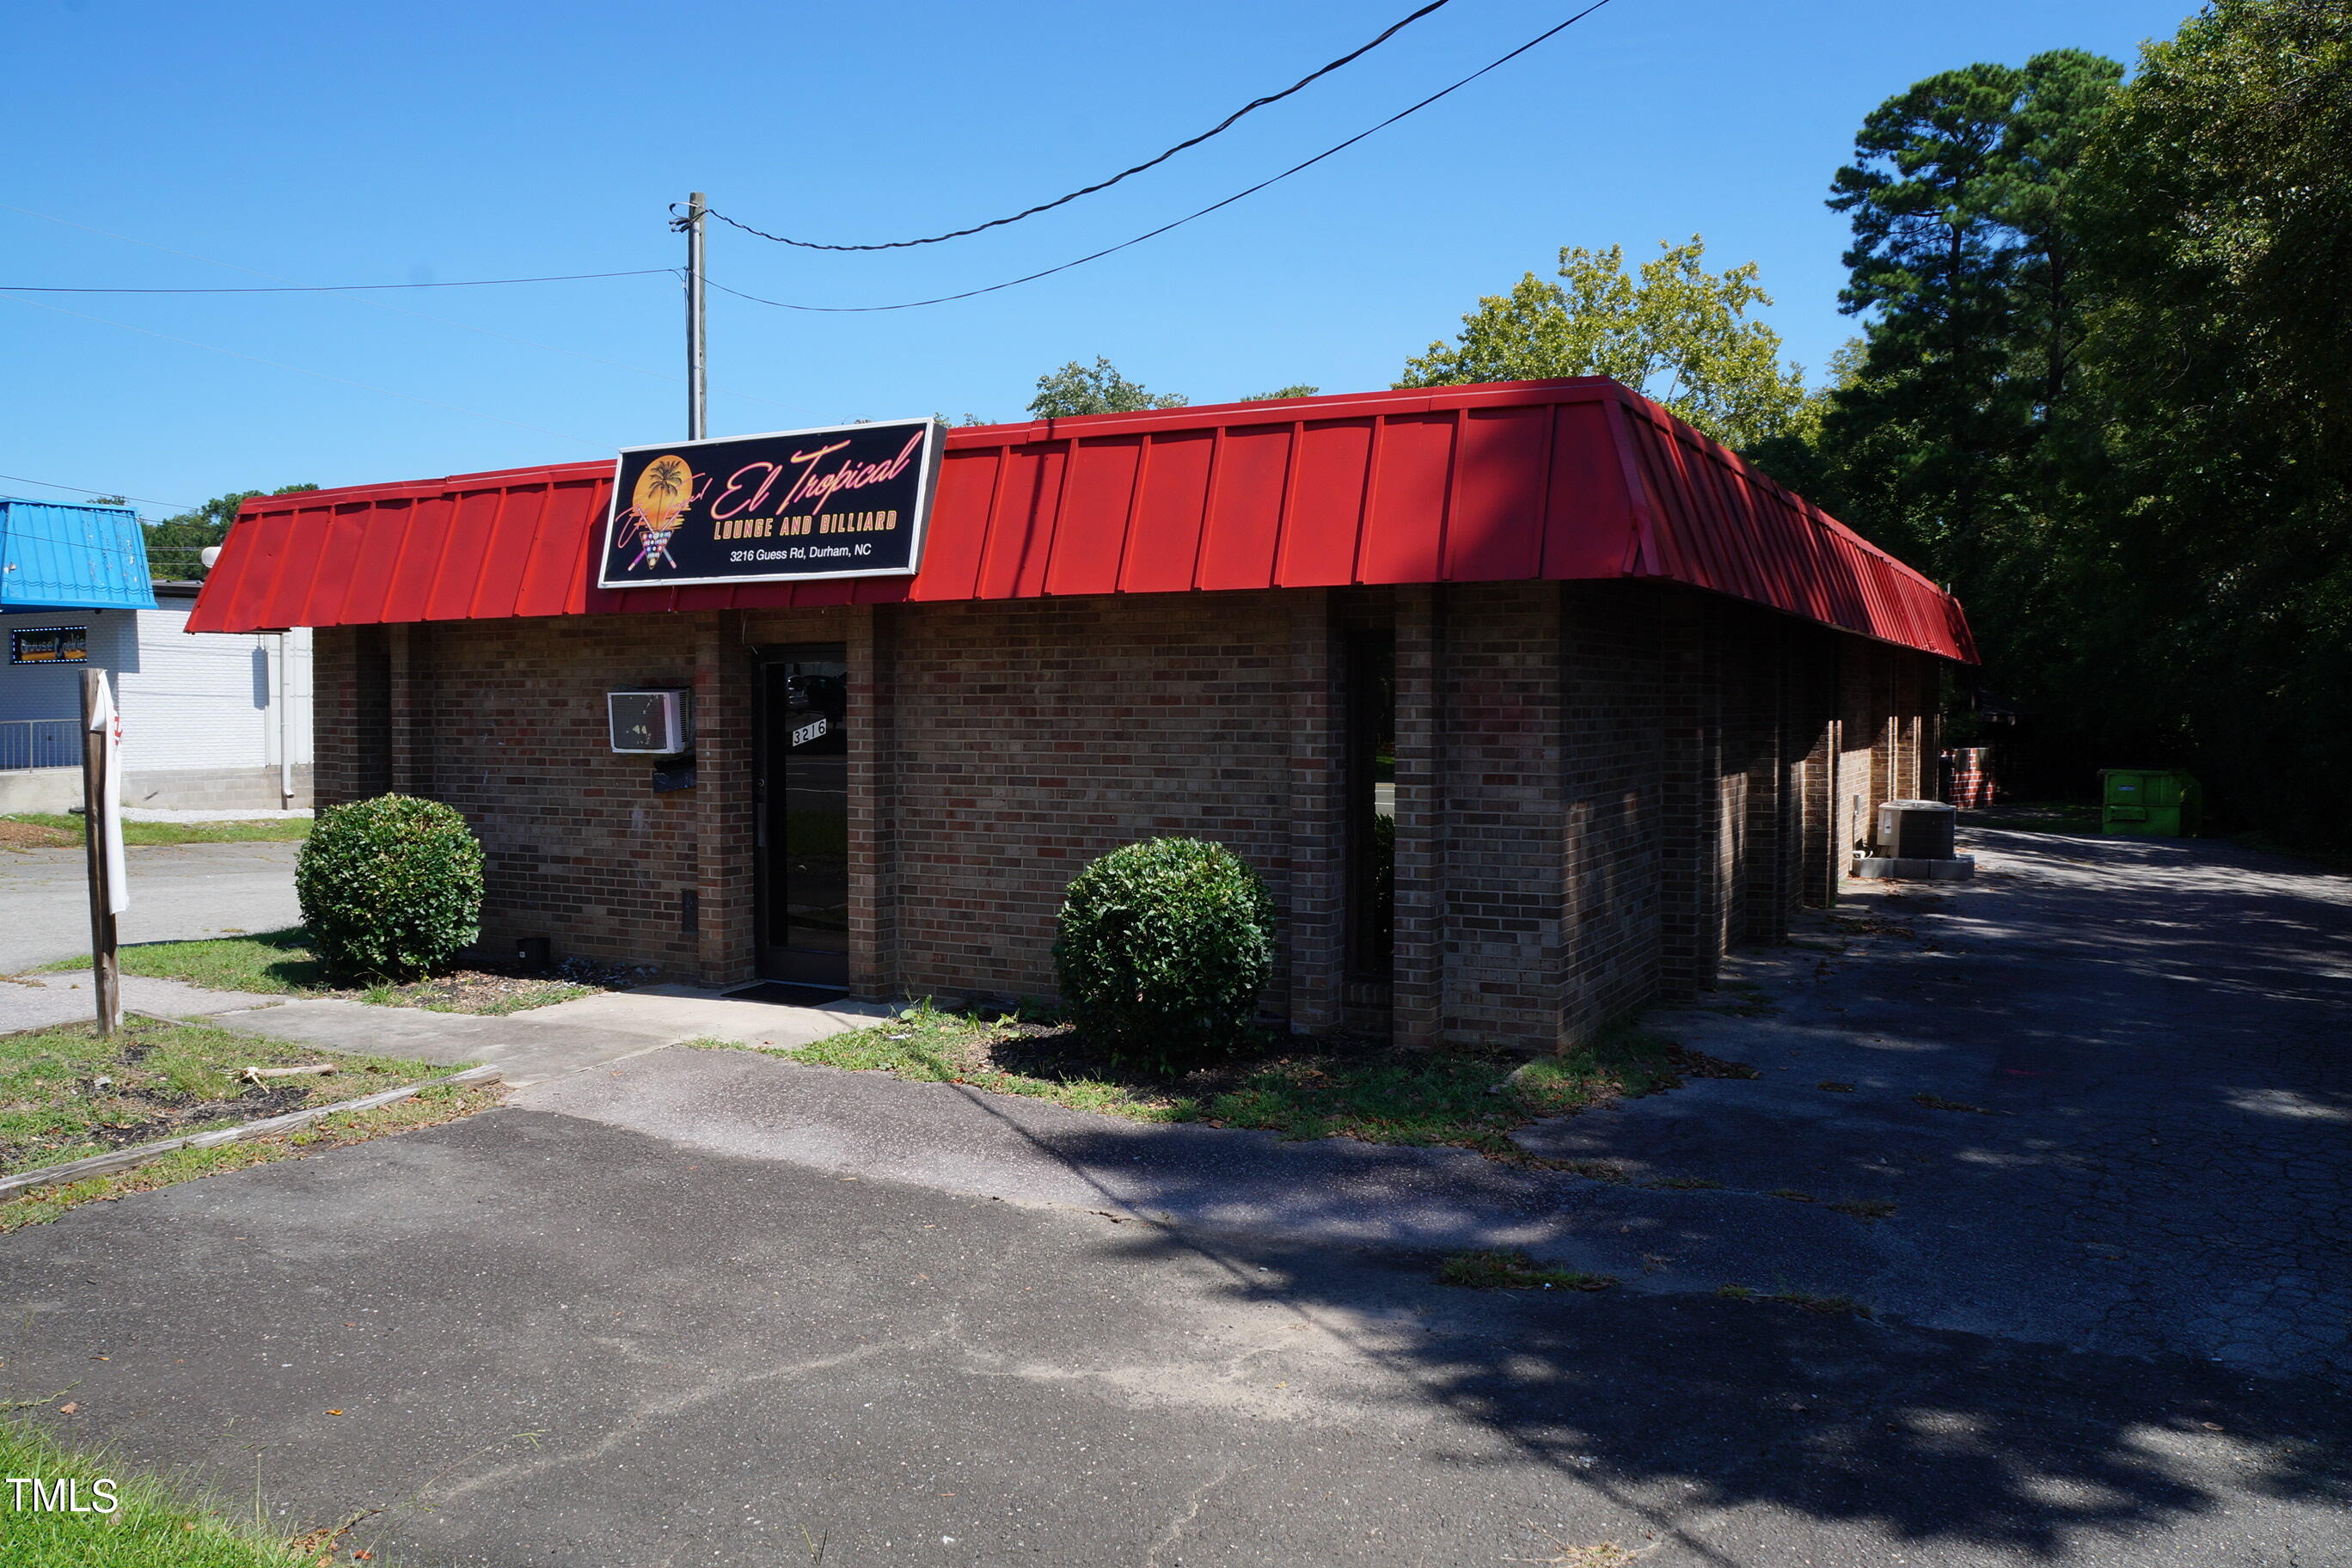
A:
[1854,798,1974,881]
[608,689,693,755]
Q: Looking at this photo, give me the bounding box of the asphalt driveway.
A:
[501,824,2351,1381]
[2,1108,2342,1568]
[1516,822,2352,1378]
[1,826,2346,1565]
[0,838,303,972]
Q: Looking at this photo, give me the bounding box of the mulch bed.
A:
[970,1018,1393,1100]
[75,1081,319,1152]
[331,956,658,1014]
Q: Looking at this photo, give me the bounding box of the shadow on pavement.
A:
[1093,1216,2352,1561]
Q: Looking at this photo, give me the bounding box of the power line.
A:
[704,0,1616,315]
[0,204,824,418]
[0,474,200,512]
[0,267,671,294]
[695,0,1455,252]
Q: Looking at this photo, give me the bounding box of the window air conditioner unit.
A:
[608,689,692,755]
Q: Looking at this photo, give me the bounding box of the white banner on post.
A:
[86,672,128,914]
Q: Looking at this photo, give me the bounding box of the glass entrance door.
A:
[757,648,848,985]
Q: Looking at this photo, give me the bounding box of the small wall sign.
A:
[598,419,943,589]
[9,626,87,665]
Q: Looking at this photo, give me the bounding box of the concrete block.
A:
[1852,854,1975,881]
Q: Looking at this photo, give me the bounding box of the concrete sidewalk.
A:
[2,971,893,1087]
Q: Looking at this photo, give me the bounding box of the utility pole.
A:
[683,191,707,439]
[80,669,121,1036]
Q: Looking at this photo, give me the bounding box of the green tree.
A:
[1027,357,1188,417]
[2049,0,2352,842]
[1393,236,1810,450]
[1240,384,1320,401]
[1809,7,2352,848]
[1815,51,2122,587]
[143,483,318,580]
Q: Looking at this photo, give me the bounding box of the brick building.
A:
[193,380,1971,1053]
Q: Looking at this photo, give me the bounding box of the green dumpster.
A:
[2100,769,2202,836]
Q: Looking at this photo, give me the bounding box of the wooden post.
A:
[80,669,120,1035]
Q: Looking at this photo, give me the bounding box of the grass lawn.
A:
[0,812,309,851]
[31,927,600,1015]
[0,1414,322,1565]
[702,1003,1757,1163]
[0,1016,457,1178]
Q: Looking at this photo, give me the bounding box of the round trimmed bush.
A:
[296,794,485,981]
[1051,837,1275,1066]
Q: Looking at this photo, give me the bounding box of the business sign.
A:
[9,627,87,665]
[597,419,943,589]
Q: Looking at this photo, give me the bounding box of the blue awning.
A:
[0,498,158,610]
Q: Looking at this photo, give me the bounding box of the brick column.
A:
[1430,584,1568,1052]
[388,623,420,795]
[1796,628,1841,909]
[1898,655,1935,800]
[312,626,390,805]
[1556,583,1665,1047]
[846,605,893,1001]
[694,611,757,989]
[1286,590,1344,1035]
[1871,647,1898,812]
[1920,659,1943,801]
[1740,615,1790,945]
[1392,585,1442,1046]
[1835,640,1888,888]
[1657,592,1724,997]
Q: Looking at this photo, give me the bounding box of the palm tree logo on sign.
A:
[616,454,695,571]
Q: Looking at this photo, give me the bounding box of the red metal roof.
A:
[189,379,1975,662]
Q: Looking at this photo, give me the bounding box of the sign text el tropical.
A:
[598,419,942,589]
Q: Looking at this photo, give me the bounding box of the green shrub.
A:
[1051,837,1275,1066]
[295,794,484,981]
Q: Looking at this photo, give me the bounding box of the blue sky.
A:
[6,0,2190,518]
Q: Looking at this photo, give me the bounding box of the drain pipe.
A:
[276,631,294,808]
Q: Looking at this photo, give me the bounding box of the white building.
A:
[0,583,311,812]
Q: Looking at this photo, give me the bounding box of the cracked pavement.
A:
[0,824,2345,1564]
[2,1109,2343,1566]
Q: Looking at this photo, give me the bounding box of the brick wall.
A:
[309,580,1949,1050]
[872,592,1298,1010]
[314,615,717,972]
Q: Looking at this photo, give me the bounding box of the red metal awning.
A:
[188,378,1976,662]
